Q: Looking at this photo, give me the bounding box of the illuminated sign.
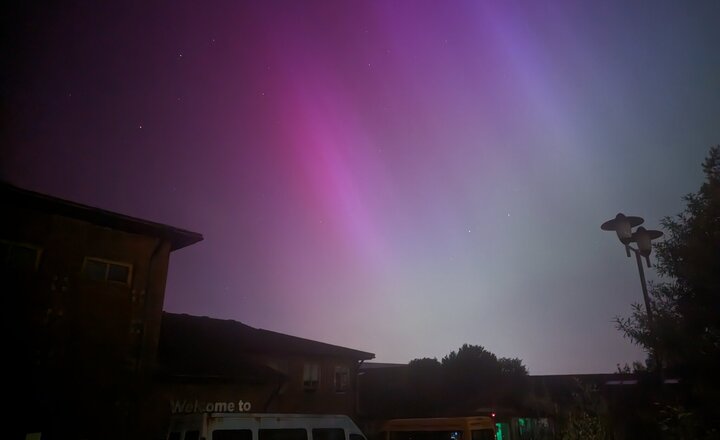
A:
[171,399,253,414]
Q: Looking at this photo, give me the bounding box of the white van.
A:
[167,413,368,440]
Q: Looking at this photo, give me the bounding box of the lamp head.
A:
[631,226,664,257]
[601,213,644,245]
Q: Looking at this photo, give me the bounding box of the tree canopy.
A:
[616,145,720,436]
[403,344,528,415]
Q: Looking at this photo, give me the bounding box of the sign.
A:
[171,399,253,414]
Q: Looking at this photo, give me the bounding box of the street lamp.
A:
[601,213,644,257]
[632,226,664,268]
[601,212,664,371]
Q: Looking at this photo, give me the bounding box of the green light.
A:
[518,418,529,435]
[494,423,509,440]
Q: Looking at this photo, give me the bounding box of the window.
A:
[334,366,350,393]
[303,363,320,391]
[82,257,132,285]
[260,429,307,440]
[313,429,345,440]
[0,240,42,272]
[213,429,252,440]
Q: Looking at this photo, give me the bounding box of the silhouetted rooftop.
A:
[158,312,374,377]
[360,362,407,370]
[2,181,203,250]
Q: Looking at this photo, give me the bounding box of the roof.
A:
[159,313,375,370]
[360,362,407,370]
[1,181,203,250]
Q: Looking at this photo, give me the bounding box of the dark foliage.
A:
[400,344,528,416]
[616,146,720,438]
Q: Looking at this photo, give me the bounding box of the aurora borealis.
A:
[3,0,719,373]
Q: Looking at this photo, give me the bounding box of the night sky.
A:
[3,1,719,374]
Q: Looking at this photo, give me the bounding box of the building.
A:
[144,312,375,437]
[5,182,375,439]
[3,182,203,439]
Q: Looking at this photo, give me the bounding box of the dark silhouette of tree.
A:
[408,357,442,370]
[499,357,529,376]
[616,145,720,437]
[558,381,611,440]
[403,344,529,415]
[441,344,502,376]
[406,357,444,415]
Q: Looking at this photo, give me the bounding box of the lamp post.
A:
[601,213,664,371]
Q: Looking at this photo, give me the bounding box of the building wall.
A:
[144,379,281,439]
[4,194,369,438]
[145,354,364,438]
[256,354,360,415]
[5,204,173,438]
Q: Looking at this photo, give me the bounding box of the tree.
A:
[404,345,528,414]
[616,145,720,435]
[437,344,529,378]
[441,344,502,376]
[559,382,611,440]
[499,357,529,376]
[406,357,445,415]
[408,357,442,370]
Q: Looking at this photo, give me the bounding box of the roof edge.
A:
[2,181,203,250]
[162,312,375,360]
